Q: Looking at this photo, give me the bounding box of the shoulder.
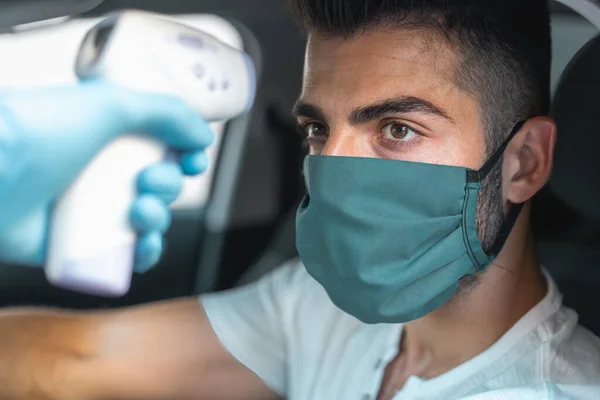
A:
[202,258,358,328]
[486,307,600,396]
[459,383,587,400]
[241,257,327,303]
[524,306,600,393]
[245,259,370,350]
[549,313,600,382]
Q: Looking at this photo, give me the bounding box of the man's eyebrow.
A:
[349,96,453,125]
[292,101,327,122]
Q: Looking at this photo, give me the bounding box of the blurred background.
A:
[0,0,598,335]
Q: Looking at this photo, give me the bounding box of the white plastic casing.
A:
[45,10,256,296]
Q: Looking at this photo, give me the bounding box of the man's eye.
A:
[381,122,418,141]
[303,122,327,138]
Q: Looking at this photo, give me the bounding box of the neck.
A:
[399,205,548,379]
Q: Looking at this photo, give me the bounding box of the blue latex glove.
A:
[0,81,213,272]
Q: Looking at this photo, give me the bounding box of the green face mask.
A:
[296,121,525,324]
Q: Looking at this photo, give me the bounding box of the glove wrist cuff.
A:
[0,104,18,180]
[0,102,28,226]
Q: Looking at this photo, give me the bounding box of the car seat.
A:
[534,33,600,336]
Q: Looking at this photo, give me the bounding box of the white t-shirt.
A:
[202,259,600,400]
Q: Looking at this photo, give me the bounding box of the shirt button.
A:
[374,358,383,369]
[361,394,371,400]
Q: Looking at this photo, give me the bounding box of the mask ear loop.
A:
[466,120,527,257]
[466,120,526,183]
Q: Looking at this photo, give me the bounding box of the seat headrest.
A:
[550,34,600,221]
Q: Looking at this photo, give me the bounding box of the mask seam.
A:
[461,181,485,271]
[0,102,31,230]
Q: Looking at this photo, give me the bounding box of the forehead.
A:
[302,27,474,118]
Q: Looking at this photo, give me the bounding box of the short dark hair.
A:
[288,0,552,154]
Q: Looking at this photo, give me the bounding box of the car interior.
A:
[0,0,598,338]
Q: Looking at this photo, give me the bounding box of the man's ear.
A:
[503,117,557,204]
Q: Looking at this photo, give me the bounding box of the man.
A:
[1,1,599,399]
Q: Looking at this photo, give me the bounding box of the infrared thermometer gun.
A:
[45,10,256,296]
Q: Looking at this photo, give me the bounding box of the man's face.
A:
[295,27,488,171]
[295,26,509,259]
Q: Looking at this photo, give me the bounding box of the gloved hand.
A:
[0,80,213,271]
